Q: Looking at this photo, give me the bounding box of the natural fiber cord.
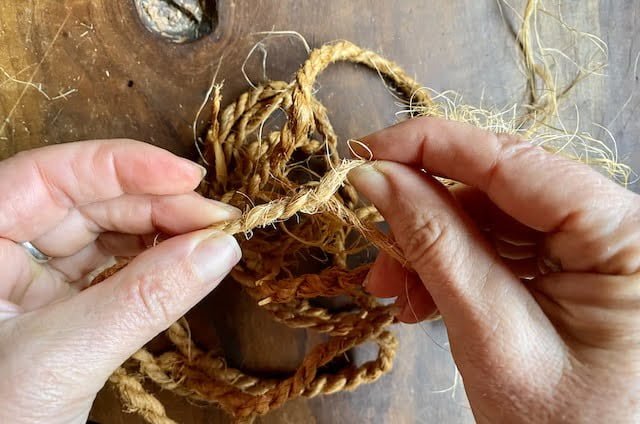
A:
[95,41,414,423]
[94,2,632,421]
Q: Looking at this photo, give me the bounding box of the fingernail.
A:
[347,163,386,188]
[195,164,207,180]
[362,272,371,289]
[206,199,242,219]
[393,295,408,315]
[362,273,369,290]
[191,233,241,284]
[181,158,207,180]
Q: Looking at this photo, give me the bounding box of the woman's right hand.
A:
[350,117,640,423]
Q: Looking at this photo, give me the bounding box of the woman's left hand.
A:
[0,140,242,423]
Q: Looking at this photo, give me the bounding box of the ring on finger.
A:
[19,241,53,264]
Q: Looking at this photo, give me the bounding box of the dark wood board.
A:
[1,1,639,422]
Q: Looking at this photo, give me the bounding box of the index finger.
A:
[0,139,205,241]
[358,117,635,232]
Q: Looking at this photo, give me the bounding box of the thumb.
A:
[14,229,240,396]
[349,161,561,373]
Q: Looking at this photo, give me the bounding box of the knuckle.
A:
[486,134,541,191]
[123,270,177,326]
[400,211,456,273]
[494,132,523,145]
[93,142,125,195]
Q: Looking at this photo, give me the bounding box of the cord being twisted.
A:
[105,40,420,423]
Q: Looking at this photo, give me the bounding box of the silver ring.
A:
[20,241,53,264]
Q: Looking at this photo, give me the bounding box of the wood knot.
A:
[134,0,217,43]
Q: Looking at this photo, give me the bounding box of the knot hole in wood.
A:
[134,0,217,43]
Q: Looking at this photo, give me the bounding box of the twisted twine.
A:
[95,40,425,423]
[86,0,634,420]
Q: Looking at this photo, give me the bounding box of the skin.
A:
[349,117,640,423]
[0,140,242,423]
[0,117,638,422]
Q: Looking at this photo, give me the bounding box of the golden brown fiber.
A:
[101,40,418,423]
[98,2,630,421]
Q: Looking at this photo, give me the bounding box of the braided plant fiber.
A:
[98,2,632,422]
[102,41,419,424]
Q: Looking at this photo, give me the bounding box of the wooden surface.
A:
[1,1,640,423]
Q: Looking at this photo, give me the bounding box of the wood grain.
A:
[1,1,639,423]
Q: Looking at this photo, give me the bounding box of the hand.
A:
[349,118,640,423]
[0,140,241,423]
